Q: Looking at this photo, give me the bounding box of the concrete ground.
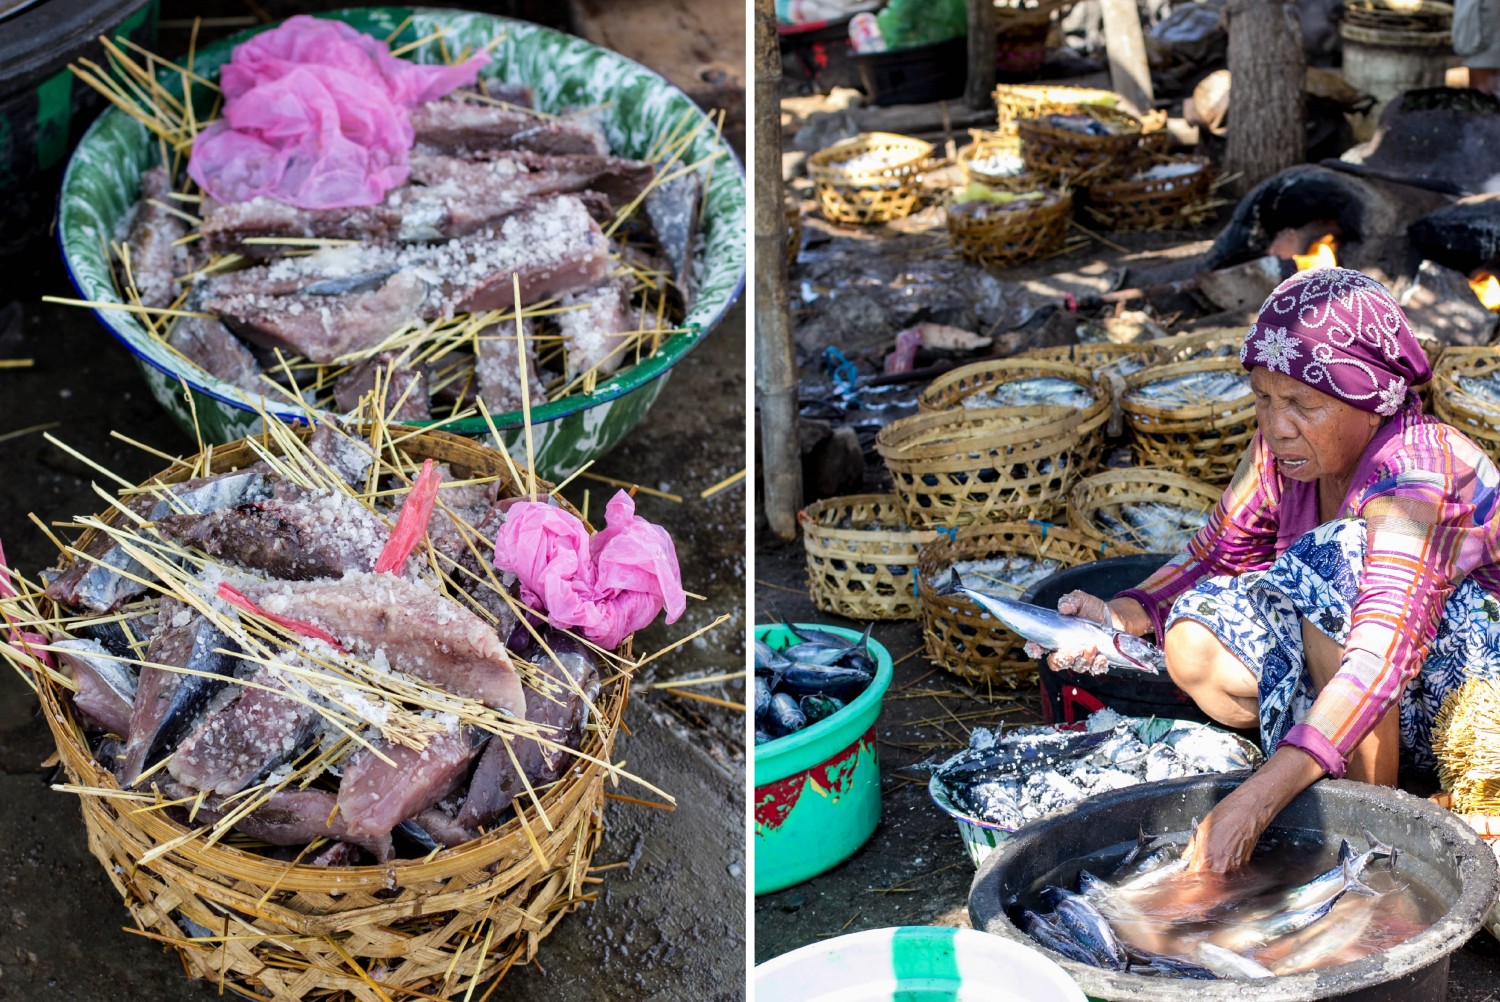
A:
[0,5,747,998]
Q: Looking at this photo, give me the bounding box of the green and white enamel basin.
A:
[58,7,745,479]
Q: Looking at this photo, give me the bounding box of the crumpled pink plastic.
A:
[493,491,687,650]
[188,15,488,209]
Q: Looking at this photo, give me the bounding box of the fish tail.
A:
[1362,830,1398,867]
[1343,855,1380,897]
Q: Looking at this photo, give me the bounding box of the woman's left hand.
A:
[1185,745,1325,873]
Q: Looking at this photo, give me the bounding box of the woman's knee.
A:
[1165,620,1249,692]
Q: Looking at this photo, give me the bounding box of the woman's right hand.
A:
[1041,592,1149,673]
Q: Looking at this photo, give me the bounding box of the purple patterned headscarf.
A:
[1239,267,1430,417]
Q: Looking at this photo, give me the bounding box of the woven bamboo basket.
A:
[1067,467,1222,557]
[799,493,941,621]
[877,404,1087,528]
[944,187,1073,266]
[808,132,933,225]
[1122,356,1257,484]
[995,84,1120,136]
[916,522,1112,690]
[1080,155,1215,232]
[955,131,1046,192]
[28,427,630,1002]
[1016,105,1142,184]
[916,357,1110,470]
[1432,346,1500,464]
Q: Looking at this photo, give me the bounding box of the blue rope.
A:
[822,346,862,404]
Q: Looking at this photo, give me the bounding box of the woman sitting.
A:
[1056,266,1500,872]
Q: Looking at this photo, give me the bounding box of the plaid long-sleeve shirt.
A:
[1117,408,1500,777]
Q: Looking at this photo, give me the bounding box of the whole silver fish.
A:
[942,571,1163,674]
[1194,942,1274,979]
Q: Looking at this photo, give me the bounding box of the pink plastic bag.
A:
[493,491,686,651]
[189,15,488,209]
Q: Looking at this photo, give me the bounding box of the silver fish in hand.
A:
[940,570,1164,675]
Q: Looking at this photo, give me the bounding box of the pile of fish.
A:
[123,76,700,421]
[1042,113,1128,136]
[1092,501,1209,554]
[754,625,876,744]
[40,421,600,865]
[933,711,1258,830]
[962,377,1097,412]
[966,151,1028,178]
[1124,369,1250,409]
[1456,372,1500,415]
[1021,831,1416,979]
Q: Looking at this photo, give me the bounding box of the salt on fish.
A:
[1125,370,1251,409]
[962,377,1097,411]
[1456,373,1500,416]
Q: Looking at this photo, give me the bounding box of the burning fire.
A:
[1293,234,1338,271]
[1469,270,1500,311]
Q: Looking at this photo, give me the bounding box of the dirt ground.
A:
[0,4,746,1000]
[752,205,1500,994]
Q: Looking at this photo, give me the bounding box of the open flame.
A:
[1293,234,1338,271]
[1469,269,1500,311]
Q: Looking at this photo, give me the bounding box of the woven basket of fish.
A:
[799,494,942,621]
[1019,342,1167,379]
[916,522,1112,690]
[5,423,634,1002]
[994,84,1120,137]
[1121,356,1257,485]
[1079,155,1215,232]
[1432,346,1500,465]
[917,357,1110,471]
[1016,105,1143,186]
[1067,468,1221,557]
[56,9,747,480]
[809,132,933,225]
[955,132,1047,192]
[943,185,1074,267]
[878,405,1088,528]
[929,711,1262,866]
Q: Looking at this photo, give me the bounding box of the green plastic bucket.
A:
[753,623,892,895]
[754,926,1088,1001]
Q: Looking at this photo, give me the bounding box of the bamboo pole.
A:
[966,0,998,110]
[754,0,803,541]
[1100,0,1154,116]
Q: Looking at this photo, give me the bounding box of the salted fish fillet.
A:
[118,601,244,786]
[248,571,527,718]
[125,165,188,309]
[208,270,428,364]
[44,469,270,613]
[558,280,636,381]
[331,351,432,421]
[410,100,608,156]
[474,315,549,414]
[167,664,320,796]
[166,314,263,393]
[156,484,394,581]
[54,637,137,736]
[337,729,485,838]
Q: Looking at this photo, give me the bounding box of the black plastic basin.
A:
[970,774,1498,1002]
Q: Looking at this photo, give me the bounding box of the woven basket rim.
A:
[34,425,630,895]
[799,493,943,540]
[876,404,1085,461]
[809,132,934,180]
[944,187,1073,237]
[919,357,1098,411]
[1017,105,1142,141]
[915,520,1109,581]
[1084,154,1214,197]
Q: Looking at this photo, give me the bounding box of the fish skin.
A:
[337,729,487,839]
[753,676,773,718]
[54,638,137,736]
[770,692,806,734]
[1046,888,1128,970]
[1124,945,1219,980]
[1024,910,1108,967]
[1194,942,1275,979]
[248,572,527,718]
[940,571,1164,675]
[776,663,872,699]
[800,693,844,723]
[118,605,244,786]
[939,730,1112,783]
[170,782,394,862]
[780,643,848,667]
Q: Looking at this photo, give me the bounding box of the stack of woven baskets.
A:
[1432,346,1500,466]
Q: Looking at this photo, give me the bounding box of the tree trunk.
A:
[1099,0,1154,116]
[754,0,803,540]
[966,0,997,110]
[1224,0,1305,195]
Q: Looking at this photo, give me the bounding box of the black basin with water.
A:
[970,774,1498,1002]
